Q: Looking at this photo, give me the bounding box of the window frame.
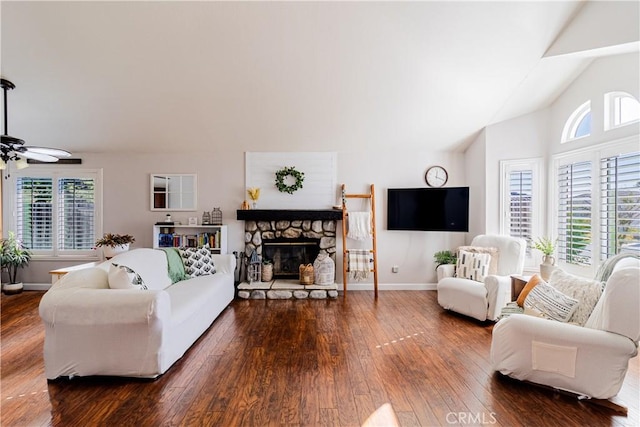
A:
[561,100,592,143]
[550,136,638,277]
[604,91,640,131]
[499,158,543,269]
[4,166,103,260]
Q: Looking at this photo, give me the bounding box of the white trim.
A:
[604,91,640,131]
[561,100,591,143]
[499,157,544,268]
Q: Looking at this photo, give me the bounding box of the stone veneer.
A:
[240,219,338,299]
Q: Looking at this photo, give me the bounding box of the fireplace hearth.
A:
[237,209,341,299]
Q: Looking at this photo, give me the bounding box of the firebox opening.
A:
[262,237,321,279]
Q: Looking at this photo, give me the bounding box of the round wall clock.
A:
[425,166,448,187]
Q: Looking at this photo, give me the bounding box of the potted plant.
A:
[95,233,135,259]
[533,236,557,280]
[1,231,32,294]
[434,250,457,281]
[434,250,457,270]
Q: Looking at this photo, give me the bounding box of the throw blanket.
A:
[348,249,371,280]
[347,212,371,241]
[159,248,188,283]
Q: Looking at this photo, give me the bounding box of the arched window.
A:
[561,101,591,143]
[605,91,640,130]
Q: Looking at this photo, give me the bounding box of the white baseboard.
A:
[342,283,437,291]
[23,283,52,291]
[21,283,437,292]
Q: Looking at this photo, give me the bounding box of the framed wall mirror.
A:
[150,174,197,211]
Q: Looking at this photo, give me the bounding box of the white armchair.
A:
[490,261,640,400]
[436,234,527,321]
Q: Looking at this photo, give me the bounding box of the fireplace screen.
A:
[262,238,321,279]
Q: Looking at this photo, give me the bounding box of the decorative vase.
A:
[261,264,273,282]
[103,244,130,260]
[540,255,556,281]
[313,254,335,285]
[2,282,23,295]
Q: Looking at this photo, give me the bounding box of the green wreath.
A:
[275,166,305,194]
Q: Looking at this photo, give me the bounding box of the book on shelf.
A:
[160,231,222,250]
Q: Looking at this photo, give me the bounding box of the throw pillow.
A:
[455,250,492,282]
[108,263,148,290]
[523,280,579,322]
[179,245,216,278]
[516,274,543,307]
[457,246,499,275]
[548,269,604,326]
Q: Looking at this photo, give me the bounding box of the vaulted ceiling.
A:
[1,1,638,155]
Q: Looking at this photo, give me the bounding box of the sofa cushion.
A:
[523,280,579,322]
[108,263,148,290]
[456,250,492,282]
[179,245,216,277]
[100,248,172,290]
[548,269,604,326]
[457,246,499,275]
[516,274,543,307]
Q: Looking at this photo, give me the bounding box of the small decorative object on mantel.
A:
[241,200,250,210]
[247,187,260,209]
[275,166,304,194]
[202,210,211,225]
[211,207,223,225]
[533,236,557,281]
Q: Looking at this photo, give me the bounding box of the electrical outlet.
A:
[392,265,399,273]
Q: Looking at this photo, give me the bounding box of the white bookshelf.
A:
[152,224,227,254]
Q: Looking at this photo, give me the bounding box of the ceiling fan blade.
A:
[24,146,72,158]
[19,150,59,162]
[1,134,25,146]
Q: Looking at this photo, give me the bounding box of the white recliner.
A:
[437,234,527,321]
[490,260,640,399]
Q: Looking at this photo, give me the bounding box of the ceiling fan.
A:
[1,78,71,167]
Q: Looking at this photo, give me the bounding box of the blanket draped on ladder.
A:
[348,249,372,280]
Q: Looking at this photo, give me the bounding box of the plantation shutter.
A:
[557,161,592,266]
[508,170,533,255]
[16,178,54,250]
[58,178,96,250]
[600,151,640,260]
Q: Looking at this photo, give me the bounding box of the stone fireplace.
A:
[236,209,342,299]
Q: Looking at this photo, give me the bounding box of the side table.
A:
[510,274,531,301]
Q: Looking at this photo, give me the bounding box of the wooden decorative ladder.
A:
[341,184,379,299]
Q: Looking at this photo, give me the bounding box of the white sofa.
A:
[39,248,235,379]
[491,260,640,399]
[437,234,527,321]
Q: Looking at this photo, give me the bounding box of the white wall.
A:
[15,149,467,286]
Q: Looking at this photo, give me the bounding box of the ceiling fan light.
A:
[16,157,29,169]
[0,159,6,170]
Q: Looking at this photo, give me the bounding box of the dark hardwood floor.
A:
[1,290,638,426]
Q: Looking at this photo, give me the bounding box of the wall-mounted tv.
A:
[387,187,469,232]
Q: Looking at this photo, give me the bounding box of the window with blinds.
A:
[508,170,533,255]
[15,173,98,256]
[557,161,592,266]
[600,151,640,260]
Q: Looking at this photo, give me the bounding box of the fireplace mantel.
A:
[236,209,342,221]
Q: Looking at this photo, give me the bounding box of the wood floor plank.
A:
[1,290,638,426]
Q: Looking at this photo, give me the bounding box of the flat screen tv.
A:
[387,187,469,232]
